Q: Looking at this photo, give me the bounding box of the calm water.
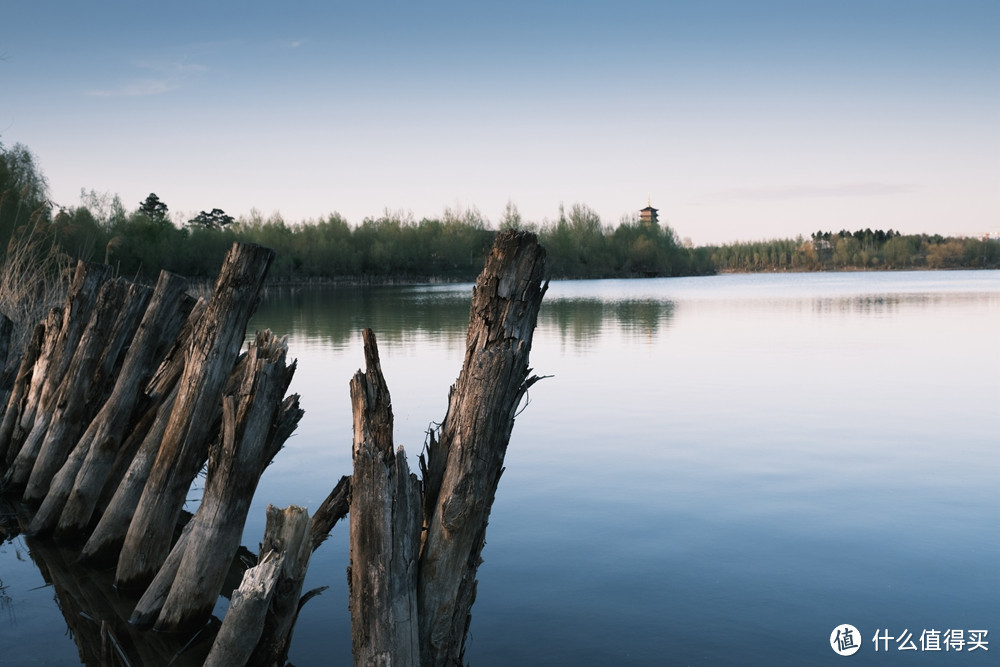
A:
[2,270,998,665]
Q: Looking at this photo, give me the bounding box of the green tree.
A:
[0,142,51,246]
[499,200,526,230]
[138,193,169,221]
[188,208,235,230]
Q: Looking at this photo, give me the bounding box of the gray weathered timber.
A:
[204,552,284,667]
[349,328,422,666]
[73,297,207,550]
[310,474,351,552]
[31,272,192,539]
[22,278,152,504]
[0,308,60,479]
[132,330,301,632]
[248,504,315,667]
[417,229,547,665]
[77,382,179,565]
[3,263,112,482]
[0,320,45,471]
[116,243,274,588]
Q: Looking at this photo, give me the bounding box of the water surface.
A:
[2,270,997,665]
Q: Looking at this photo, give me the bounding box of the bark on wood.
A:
[0,320,45,471]
[248,504,314,667]
[131,330,301,632]
[417,229,547,665]
[203,552,284,667]
[310,474,351,552]
[22,278,152,503]
[349,328,422,666]
[116,242,274,589]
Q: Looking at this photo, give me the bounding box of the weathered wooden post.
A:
[348,328,422,665]
[344,229,547,665]
[115,242,274,588]
[130,330,302,632]
[22,278,152,504]
[28,271,193,538]
[0,262,112,485]
[205,504,313,667]
[0,320,45,470]
[416,229,547,665]
[248,504,316,667]
[78,298,208,562]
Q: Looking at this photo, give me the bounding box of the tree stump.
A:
[348,328,422,665]
[417,229,547,665]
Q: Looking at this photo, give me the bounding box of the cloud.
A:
[86,78,179,97]
[696,182,919,204]
[85,58,206,97]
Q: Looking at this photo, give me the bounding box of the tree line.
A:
[707,229,1000,272]
[2,141,997,287]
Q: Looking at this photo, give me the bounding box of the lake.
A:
[2,270,998,665]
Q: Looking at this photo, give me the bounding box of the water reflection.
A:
[252,285,677,350]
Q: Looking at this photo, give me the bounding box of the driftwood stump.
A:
[348,328,422,665]
[344,229,547,665]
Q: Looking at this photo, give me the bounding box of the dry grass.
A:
[0,218,74,355]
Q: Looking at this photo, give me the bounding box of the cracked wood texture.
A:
[417,229,547,666]
[115,242,274,588]
[131,330,301,632]
[349,327,422,666]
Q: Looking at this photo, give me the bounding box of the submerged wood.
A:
[0,498,216,667]
[116,243,274,588]
[417,229,547,665]
[349,328,422,665]
[248,504,314,667]
[204,552,283,667]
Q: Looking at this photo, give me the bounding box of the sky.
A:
[1,0,997,245]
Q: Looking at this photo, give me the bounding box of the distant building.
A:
[640,203,659,226]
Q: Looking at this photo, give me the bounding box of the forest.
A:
[2,140,998,290]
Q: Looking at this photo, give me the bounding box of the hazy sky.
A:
[2,1,997,244]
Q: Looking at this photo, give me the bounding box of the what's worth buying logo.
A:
[831,624,862,656]
[830,624,989,655]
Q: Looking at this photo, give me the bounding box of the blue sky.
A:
[2,0,997,244]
